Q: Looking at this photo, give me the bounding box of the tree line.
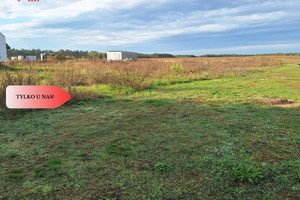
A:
[138,53,196,58]
[200,53,300,57]
[7,49,300,60]
[7,49,107,59]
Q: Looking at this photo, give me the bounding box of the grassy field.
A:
[0,57,299,199]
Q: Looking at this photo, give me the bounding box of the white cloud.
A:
[0,0,166,19]
[0,0,300,52]
[169,43,300,55]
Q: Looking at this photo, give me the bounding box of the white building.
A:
[41,53,55,60]
[18,55,24,61]
[0,32,8,62]
[26,56,37,61]
[107,51,138,61]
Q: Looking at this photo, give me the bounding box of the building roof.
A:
[107,51,138,53]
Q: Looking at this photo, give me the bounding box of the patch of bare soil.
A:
[258,98,299,108]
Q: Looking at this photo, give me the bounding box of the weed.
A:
[232,164,265,184]
[33,158,63,177]
[34,167,45,178]
[143,98,170,107]
[45,158,62,166]
[23,181,38,189]
[8,173,23,179]
[76,150,88,157]
[8,168,23,179]
[154,162,172,173]
[184,163,194,170]
[76,100,86,105]
[67,86,95,103]
[5,151,18,158]
[95,72,153,91]
[55,69,88,86]
[31,185,53,195]
[143,163,152,170]
[104,141,131,157]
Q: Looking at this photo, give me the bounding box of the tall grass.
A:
[0,69,41,107]
[1,56,300,108]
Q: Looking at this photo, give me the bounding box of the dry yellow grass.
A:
[7,56,300,76]
[1,56,300,106]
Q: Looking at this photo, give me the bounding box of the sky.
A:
[0,0,300,55]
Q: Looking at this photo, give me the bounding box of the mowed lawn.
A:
[0,65,299,199]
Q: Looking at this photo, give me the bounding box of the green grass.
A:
[0,65,299,199]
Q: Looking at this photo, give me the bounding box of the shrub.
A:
[54,69,88,86]
[170,63,184,74]
[54,54,66,61]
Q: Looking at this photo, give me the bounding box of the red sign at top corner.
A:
[18,0,40,2]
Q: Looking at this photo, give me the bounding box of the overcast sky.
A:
[0,0,300,55]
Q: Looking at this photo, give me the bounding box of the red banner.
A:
[6,86,71,109]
